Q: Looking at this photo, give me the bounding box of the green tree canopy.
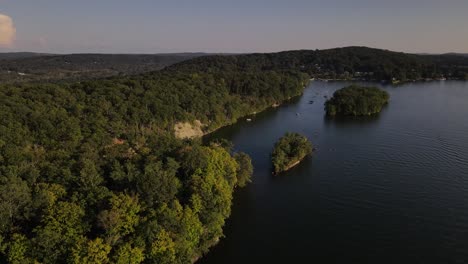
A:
[325,85,390,116]
[272,133,313,174]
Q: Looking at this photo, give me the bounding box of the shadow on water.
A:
[323,113,382,127]
[323,102,389,128]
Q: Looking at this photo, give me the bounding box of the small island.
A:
[271,133,313,174]
[325,85,390,116]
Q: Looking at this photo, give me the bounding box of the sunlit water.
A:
[201,81,468,264]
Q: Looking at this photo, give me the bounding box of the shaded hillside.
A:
[2,47,468,84]
[171,47,468,81]
[0,52,53,60]
[0,53,207,83]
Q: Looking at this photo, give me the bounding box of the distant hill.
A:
[0,52,53,60]
[170,46,468,81]
[443,53,468,58]
[0,53,208,83]
[1,47,468,83]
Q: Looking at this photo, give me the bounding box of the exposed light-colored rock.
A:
[174,120,204,139]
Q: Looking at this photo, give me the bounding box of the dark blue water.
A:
[200,81,468,264]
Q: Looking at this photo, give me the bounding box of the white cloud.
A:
[0,13,16,47]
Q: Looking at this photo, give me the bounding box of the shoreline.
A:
[272,157,305,175]
[313,77,467,85]
[194,85,309,262]
[201,86,308,139]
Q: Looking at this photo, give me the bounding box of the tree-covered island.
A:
[271,133,313,174]
[325,85,390,116]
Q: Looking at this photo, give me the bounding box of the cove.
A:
[200,81,468,264]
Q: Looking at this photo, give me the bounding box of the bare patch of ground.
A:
[174,120,204,139]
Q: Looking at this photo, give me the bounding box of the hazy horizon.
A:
[1,0,468,54]
[0,46,466,56]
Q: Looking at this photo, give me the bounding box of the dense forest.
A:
[1,46,467,263]
[0,53,207,83]
[0,52,307,263]
[169,47,468,82]
[325,85,390,116]
[271,133,313,174]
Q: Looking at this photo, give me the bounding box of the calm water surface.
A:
[201,81,468,264]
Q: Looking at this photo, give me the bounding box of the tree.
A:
[5,233,31,264]
[150,229,176,264]
[136,159,181,206]
[98,193,141,245]
[0,175,32,233]
[32,202,86,263]
[189,167,232,249]
[71,237,111,264]
[234,152,253,187]
[113,242,145,264]
[78,159,103,190]
[32,183,66,214]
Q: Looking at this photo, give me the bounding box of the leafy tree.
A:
[78,158,104,190]
[0,235,6,255]
[113,242,145,264]
[189,167,232,249]
[0,175,32,233]
[32,183,66,214]
[98,193,141,245]
[150,229,176,264]
[234,152,253,187]
[136,159,181,206]
[5,233,31,264]
[71,237,111,264]
[32,202,86,263]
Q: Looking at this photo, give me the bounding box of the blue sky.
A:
[1,0,467,53]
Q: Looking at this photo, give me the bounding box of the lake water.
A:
[200,81,468,264]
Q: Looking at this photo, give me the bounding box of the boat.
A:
[246,118,252,122]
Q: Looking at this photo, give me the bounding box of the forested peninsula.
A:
[1,46,468,263]
[0,52,307,263]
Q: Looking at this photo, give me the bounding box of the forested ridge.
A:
[2,47,468,84]
[0,53,207,83]
[0,47,468,82]
[170,46,468,81]
[1,46,468,263]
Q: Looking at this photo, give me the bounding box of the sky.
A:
[1,0,468,54]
